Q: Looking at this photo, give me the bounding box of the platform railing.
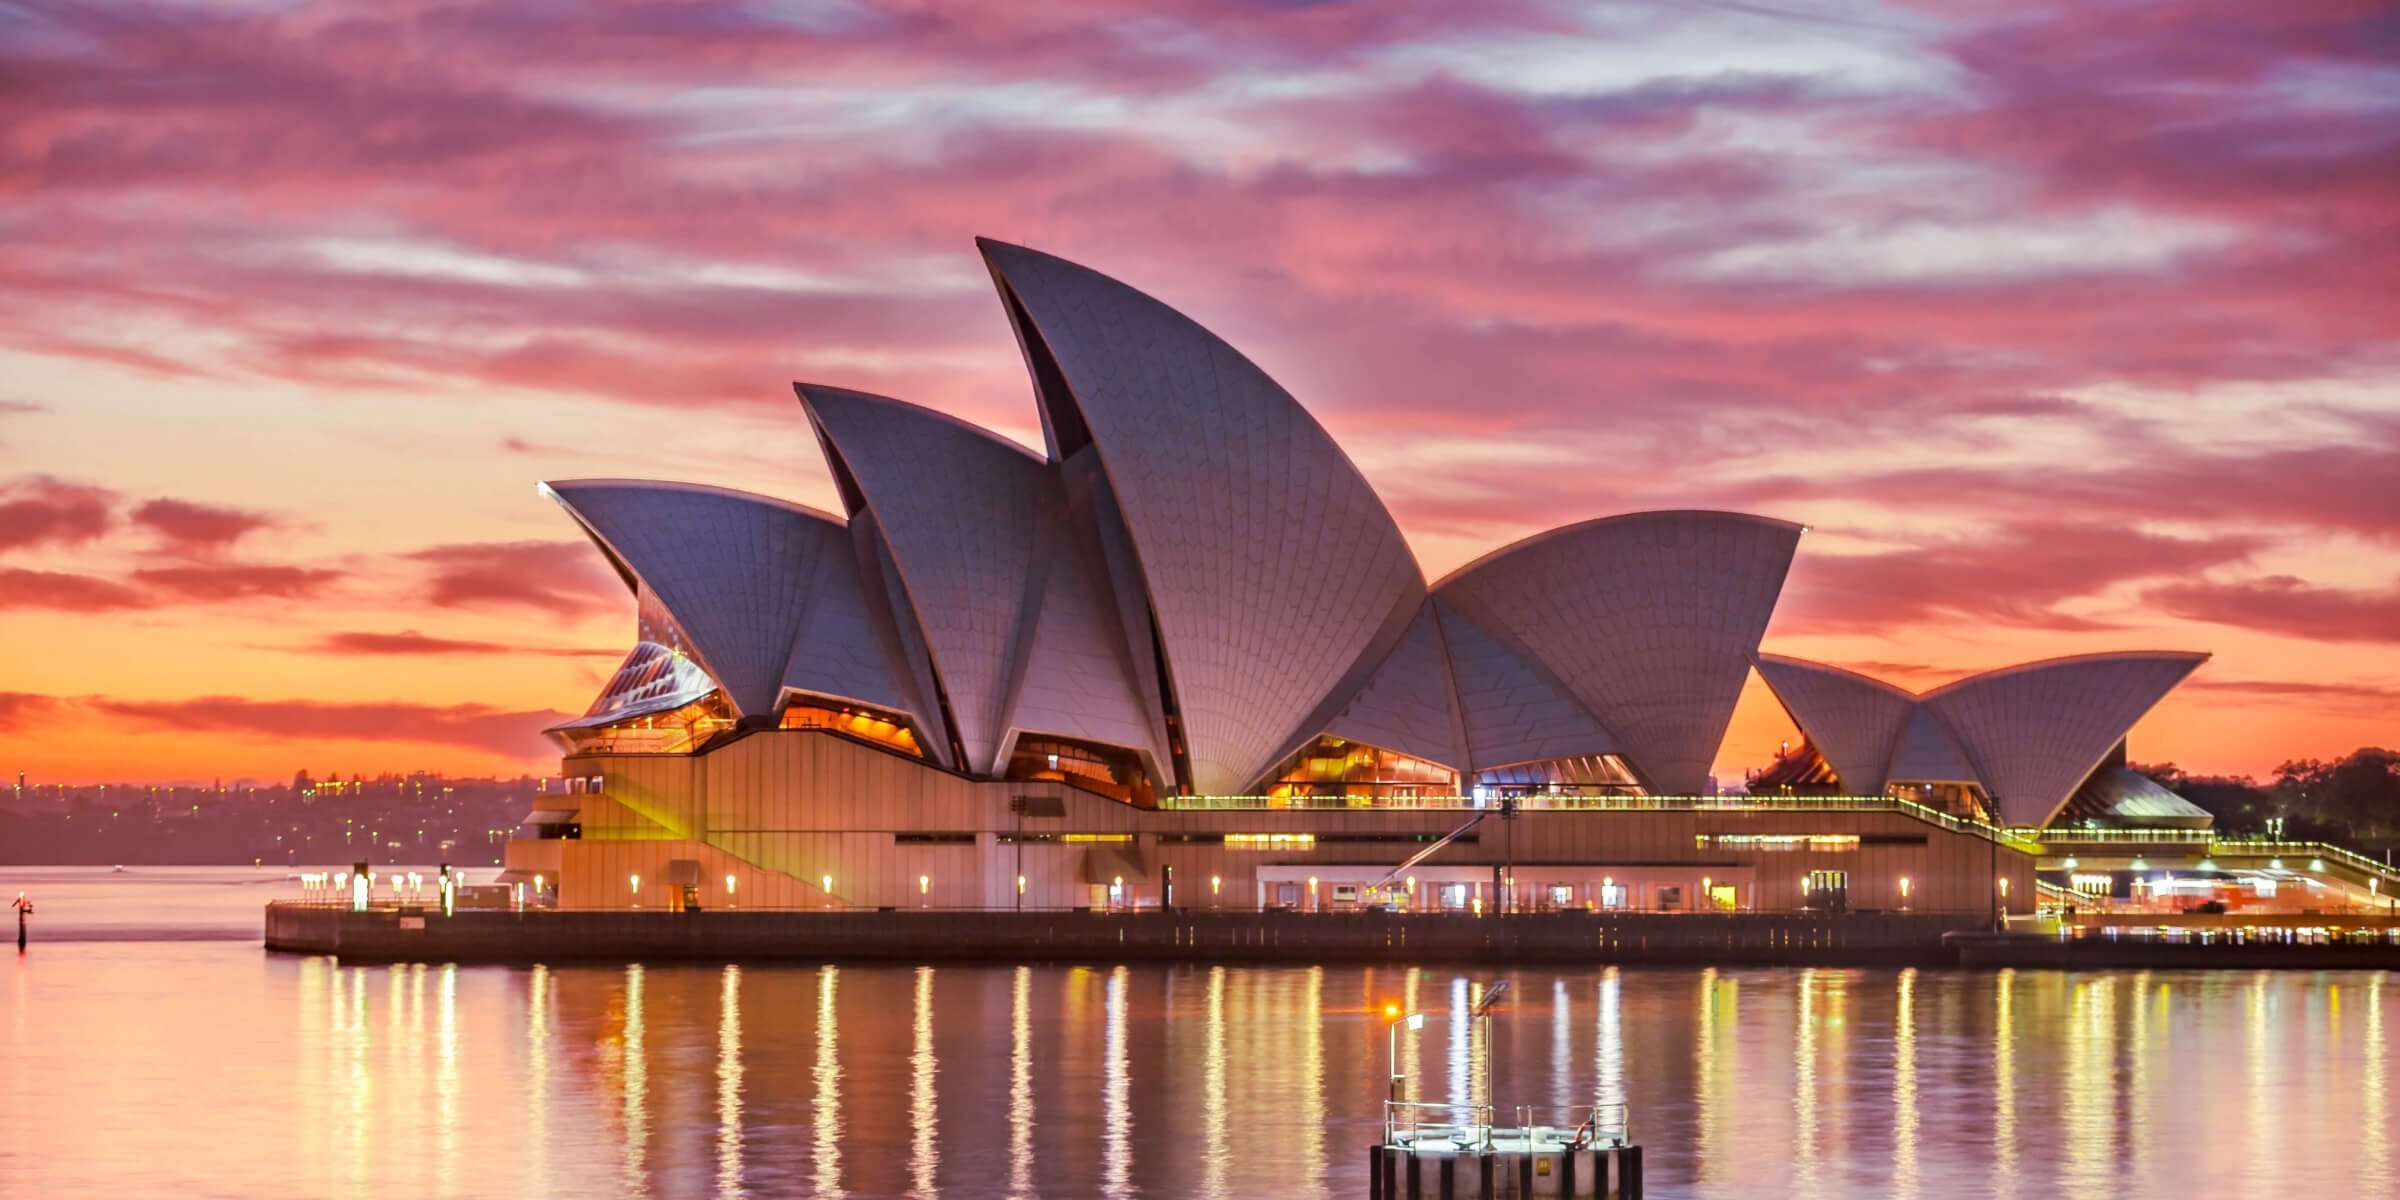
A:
[1514,1102,1631,1150]
[1157,793,2037,849]
[1383,1100,1494,1152]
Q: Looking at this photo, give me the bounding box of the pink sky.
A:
[2,0,2394,786]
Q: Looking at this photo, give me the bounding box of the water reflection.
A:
[811,965,841,1198]
[8,952,2399,1198]
[1893,968,1917,1198]
[1102,965,1131,1199]
[1010,966,1035,1199]
[909,965,937,1198]
[716,965,742,1200]
[621,962,648,1194]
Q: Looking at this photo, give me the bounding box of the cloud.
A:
[0,476,115,552]
[0,692,66,732]
[0,400,43,416]
[0,567,151,611]
[406,540,624,616]
[81,695,572,757]
[130,498,275,554]
[1773,522,2259,636]
[309,630,618,657]
[131,564,340,602]
[2147,575,2400,644]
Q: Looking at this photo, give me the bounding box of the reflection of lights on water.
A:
[1201,966,1227,1200]
[716,965,743,1200]
[812,966,842,1197]
[622,963,647,1194]
[1103,966,1132,1199]
[2367,978,2388,1183]
[1994,969,2016,1188]
[527,965,550,1194]
[1010,967,1034,1200]
[1794,968,1819,1198]
[910,966,939,1198]
[1894,969,1918,1197]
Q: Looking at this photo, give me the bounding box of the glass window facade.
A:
[1264,735,1459,801]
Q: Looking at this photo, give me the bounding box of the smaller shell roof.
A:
[1435,510,1802,795]
[544,479,864,722]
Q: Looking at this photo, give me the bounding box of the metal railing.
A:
[2023,832,2400,888]
[1514,1103,1631,1150]
[1158,792,2036,849]
[1384,1100,1494,1151]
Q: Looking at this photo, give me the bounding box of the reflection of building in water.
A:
[501,238,2276,922]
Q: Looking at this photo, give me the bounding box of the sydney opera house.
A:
[503,239,2222,916]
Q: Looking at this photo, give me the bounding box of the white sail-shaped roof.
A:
[1436,600,1620,771]
[980,238,1427,794]
[543,480,846,720]
[1321,602,1468,769]
[1753,654,1918,796]
[1886,707,1979,786]
[1435,511,1800,795]
[1923,651,2207,827]
[797,384,1054,773]
[779,515,920,720]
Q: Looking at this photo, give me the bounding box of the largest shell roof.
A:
[544,239,2202,802]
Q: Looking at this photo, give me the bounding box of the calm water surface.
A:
[1,868,2393,1198]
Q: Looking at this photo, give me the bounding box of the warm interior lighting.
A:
[783,700,923,756]
[919,874,930,894]
[1016,875,1027,894]
[1210,874,1221,895]
[1383,1003,1401,1019]
[1225,833,1315,849]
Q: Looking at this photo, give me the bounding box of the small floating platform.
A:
[1368,1102,1641,1199]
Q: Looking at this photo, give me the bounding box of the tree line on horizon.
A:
[2138,747,2400,850]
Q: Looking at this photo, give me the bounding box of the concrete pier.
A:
[265,904,1985,966]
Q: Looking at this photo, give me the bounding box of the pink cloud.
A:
[130,497,274,554]
[81,694,572,757]
[0,476,115,552]
[407,539,624,616]
[310,630,617,657]
[2147,575,2400,644]
[0,567,150,612]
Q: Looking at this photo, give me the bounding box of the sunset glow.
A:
[3,0,2392,784]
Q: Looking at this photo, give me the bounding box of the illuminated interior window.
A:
[1264,735,1459,802]
[1697,834,1862,851]
[1006,736,1155,808]
[1473,755,1641,796]
[1224,833,1316,851]
[781,698,923,757]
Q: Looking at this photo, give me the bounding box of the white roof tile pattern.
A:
[1886,707,1979,786]
[980,238,1427,794]
[780,516,918,720]
[1435,599,1620,771]
[1923,651,2207,827]
[1323,602,1468,768]
[1435,511,1801,795]
[848,511,959,768]
[543,480,845,720]
[1753,654,1917,796]
[798,384,1054,773]
[1004,500,1171,772]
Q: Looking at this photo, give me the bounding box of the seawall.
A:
[265,904,1986,967]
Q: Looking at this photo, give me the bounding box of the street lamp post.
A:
[1385,1005,1425,1105]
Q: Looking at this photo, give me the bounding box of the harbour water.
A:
[1,868,2393,1197]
